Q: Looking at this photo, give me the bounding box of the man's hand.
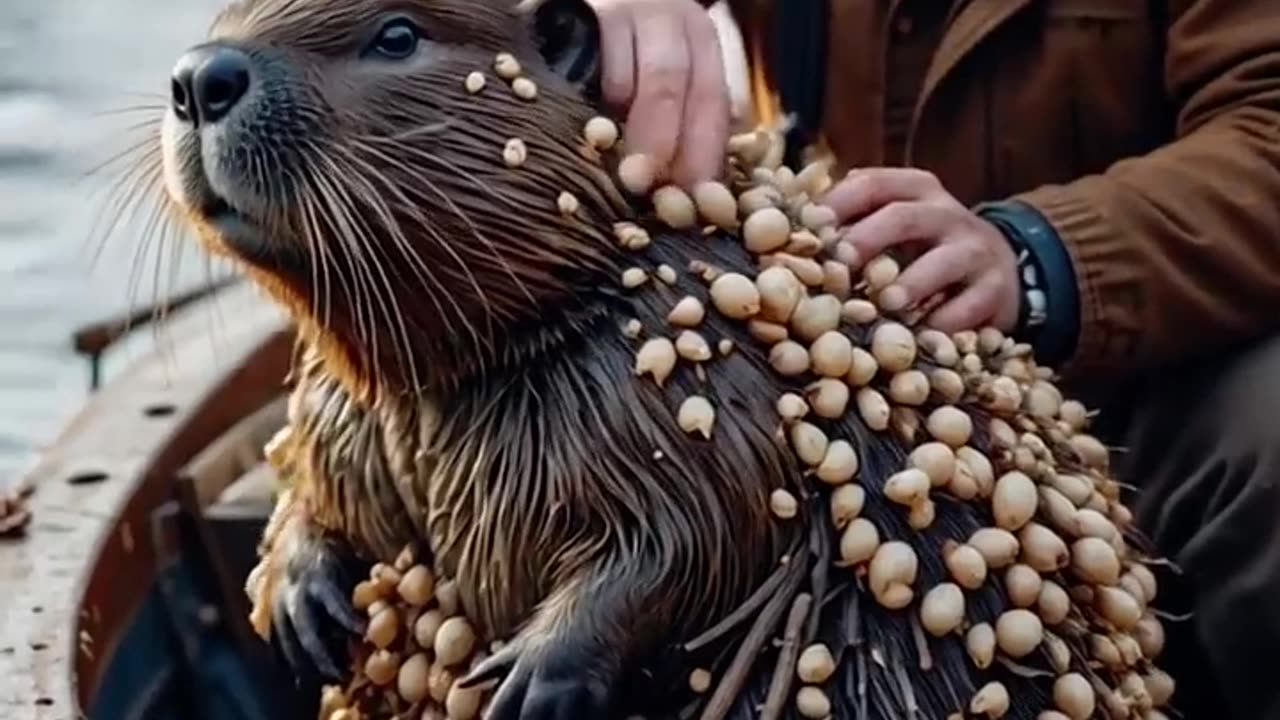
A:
[588,0,729,187]
[821,168,1022,333]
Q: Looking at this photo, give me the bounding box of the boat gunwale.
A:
[0,283,292,719]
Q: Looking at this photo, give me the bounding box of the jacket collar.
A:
[912,0,1036,135]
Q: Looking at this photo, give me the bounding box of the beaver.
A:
[147,0,1175,718]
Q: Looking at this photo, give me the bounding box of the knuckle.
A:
[884,201,920,235]
[908,168,941,188]
[956,240,986,267]
[855,174,886,205]
[640,59,688,97]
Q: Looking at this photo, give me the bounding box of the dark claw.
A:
[268,536,365,685]
[306,569,366,636]
[270,610,309,683]
[483,643,615,720]
[287,587,344,680]
[488,672,611,720]
[457,643,519,689]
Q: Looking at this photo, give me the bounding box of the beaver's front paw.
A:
[463,636,616,719]
[269,534,366,685]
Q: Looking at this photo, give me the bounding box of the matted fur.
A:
[126,0,1169,718]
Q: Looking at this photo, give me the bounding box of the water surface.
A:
[0,0,230,484]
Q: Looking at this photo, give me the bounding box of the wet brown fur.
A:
[146,1,1125,718]
[158,0,807,711]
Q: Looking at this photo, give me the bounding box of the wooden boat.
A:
[0,279,323,720]
[0,10,773,718]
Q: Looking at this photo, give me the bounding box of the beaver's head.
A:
[159,0,636,399]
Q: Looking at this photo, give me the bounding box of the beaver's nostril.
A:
[170,44,252,127]
[170,77,190,120]
[195,50,250,123]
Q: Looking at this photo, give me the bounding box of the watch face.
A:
[1022,262,1045,327]
[1021,262,1038,287]
[1026,288,1048,326]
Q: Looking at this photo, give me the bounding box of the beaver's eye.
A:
[367,18,421,60]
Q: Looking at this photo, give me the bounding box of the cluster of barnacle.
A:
[603,122,1176,720]
[324,53,1175,720]
[458,52,544,170]
[319,546,493,720]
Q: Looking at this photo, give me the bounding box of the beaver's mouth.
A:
[197,189,281,263]
[213,204,303,270]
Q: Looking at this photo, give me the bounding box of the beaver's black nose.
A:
[171,45,251,127]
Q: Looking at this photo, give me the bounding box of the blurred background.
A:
[0,0,229,485]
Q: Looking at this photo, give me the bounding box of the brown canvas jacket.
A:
[715,0,1280,383]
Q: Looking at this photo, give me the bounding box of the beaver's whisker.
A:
[89,104,169,119]
[108,153,170,326]
[82,132,164,182]
[305,191,349,340]
[103,91,168,103]
[325,166,442,389]
[86,141,165,267]
[391,139,608,300]
[332,167,448,391]
[315,173,455,389]
[354,139,537,314]
[327,176,424,390]
[159,206,189,329]
[308,164,410,390]
[257,140,286,219]
[309,170,380,367]
[144,187,183,332]
[351,157,523,349]
[299,159,364,342]
[341,141,497,336]
[371,140,515,207]
[306,157,398,381]
[102,115,166,138]
[369,120,454,143]
[335,142,490,365]
[124,187,164,335]
[298,193,327,327]
[296,179,332,334]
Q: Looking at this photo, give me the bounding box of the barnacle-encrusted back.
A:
[150,0,1174,715]
[315,109,1174,719]
[613,128,1172,720]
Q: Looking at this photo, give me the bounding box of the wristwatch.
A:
[1013,240,1050,339]
[978,206,1048,342]
[974,200,1081,366]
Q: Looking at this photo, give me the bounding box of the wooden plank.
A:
[0,282,293,720]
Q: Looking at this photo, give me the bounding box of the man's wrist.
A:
[974,200,1081,367]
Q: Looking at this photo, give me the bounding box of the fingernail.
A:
[835,241,860,268]
[879,285,909,312]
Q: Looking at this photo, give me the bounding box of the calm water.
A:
[0,0,230,484]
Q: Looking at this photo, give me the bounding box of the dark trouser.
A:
[1087,335,1280,720]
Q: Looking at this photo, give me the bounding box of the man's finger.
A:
[838,201,953,268]
[877,242,974,312]
[595,5,636,110]
[625,10,693,176]
[819,168,950,223]
[671,5,728,186]
[923,273,1004,333]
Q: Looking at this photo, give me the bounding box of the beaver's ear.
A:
[524,0,601,98]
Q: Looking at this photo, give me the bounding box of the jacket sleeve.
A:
[1011,0,1280,382]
